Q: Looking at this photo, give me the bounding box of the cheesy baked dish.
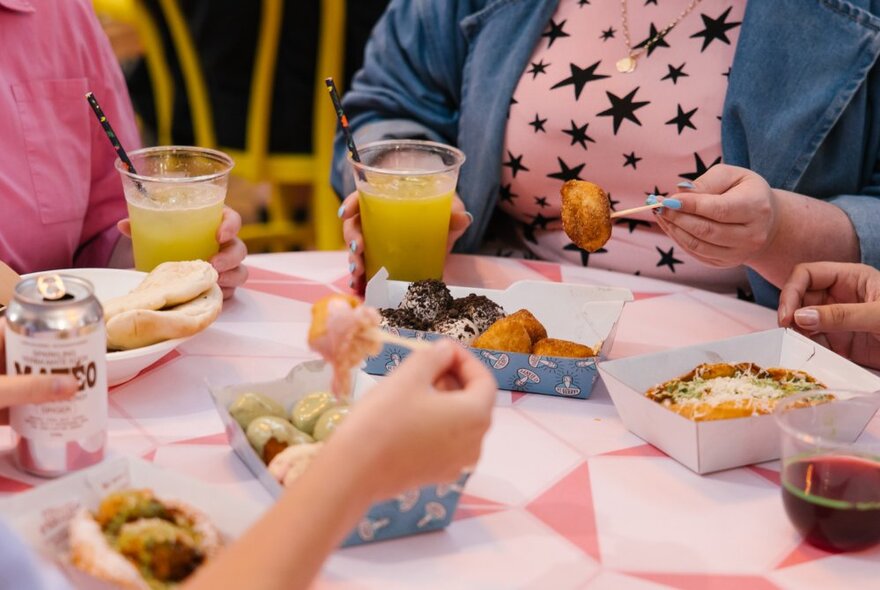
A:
[645,362,833,421]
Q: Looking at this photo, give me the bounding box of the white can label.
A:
[7,326,107,443]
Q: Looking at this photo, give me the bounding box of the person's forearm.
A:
[184,438,380,590]
[749,189,860,288]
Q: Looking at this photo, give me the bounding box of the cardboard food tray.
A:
[209,360,469,547]
[363,270,633,399]
[0,456,263,589]
[598,328,880,474]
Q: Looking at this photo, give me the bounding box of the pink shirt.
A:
[0,0,140,274]
[500,0,747,293]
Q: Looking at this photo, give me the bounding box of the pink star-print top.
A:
[499,0,747,294]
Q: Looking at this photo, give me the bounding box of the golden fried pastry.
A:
[645,362,831,421]
[472,317,532,353]
[560,180,612,252]
[532,338,595,358]
[506,309,547,344]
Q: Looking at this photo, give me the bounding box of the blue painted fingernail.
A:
[349,262,356,273]
[662,198,682,210]
[645,194,658,205]
[337,204,346,218]
[349,240,357,253]
[676,181,695,190]
[348,278,354,288]
[464,211,474,224]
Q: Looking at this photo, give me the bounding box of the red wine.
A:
[782,455,880,552]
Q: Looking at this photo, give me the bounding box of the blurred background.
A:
[92,0,390,253]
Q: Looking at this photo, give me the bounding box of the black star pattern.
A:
[507,96,518,119]
[656,246,684,273]
[597,87,650,134]
[503,151,529,177]
[499,183,517,204]
[645,0,658,4]
[527,60,550,79]
[679,152,721,181]
[547,157,585,181]
[530,212,557,230]
[723,67,731,78]
[645,185,668,197]
[634,23,670,57]
[690,7,742,52]
[562,120,595,150]
[608,195,619,211]
[542,18,571,48]
[534,196,549,208]
[564,243,608,266]
[623,151,642,169]
[578,0,590,6]
[665,104,698,134]
[600,27,616,41]
[615,217,652,233]
[551,61,610,100]
[528,113,548,133]
[661,63,688,84]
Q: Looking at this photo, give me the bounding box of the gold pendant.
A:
[616,56,637,73]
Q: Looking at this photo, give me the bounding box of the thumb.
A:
[0,375,78,409]
[793,302,880,334]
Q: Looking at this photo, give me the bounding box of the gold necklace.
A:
[617,0,703,73]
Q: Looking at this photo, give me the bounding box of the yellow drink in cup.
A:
[116,146,234,272]
[350,141,465,282]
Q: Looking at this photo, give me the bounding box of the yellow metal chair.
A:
[92,0,175,146]
[152,0,346,251]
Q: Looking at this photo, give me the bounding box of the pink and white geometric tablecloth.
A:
[1,253,877,589]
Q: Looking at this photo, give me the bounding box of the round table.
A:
[3,253,878,589]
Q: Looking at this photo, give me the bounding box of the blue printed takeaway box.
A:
[364,271,633,399]
[209,360,468,547]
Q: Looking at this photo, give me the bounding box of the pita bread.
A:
[107,284,223,350]
[103,260,218,321]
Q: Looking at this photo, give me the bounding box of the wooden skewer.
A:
[609,201,664,219]
[377,329,432,350]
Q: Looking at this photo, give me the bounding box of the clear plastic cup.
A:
[348,140,465,282]
[116,146,234,272]
[775,391,880,552]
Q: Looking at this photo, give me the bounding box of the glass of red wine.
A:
[775,392,880,552]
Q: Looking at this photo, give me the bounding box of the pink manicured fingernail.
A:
[794,309,819,329]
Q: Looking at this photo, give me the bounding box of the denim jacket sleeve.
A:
[330,0,471,199]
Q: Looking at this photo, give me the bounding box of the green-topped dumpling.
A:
[291,392,338,435]
[229,392,286,430]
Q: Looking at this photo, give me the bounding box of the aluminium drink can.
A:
[5,274,107,477]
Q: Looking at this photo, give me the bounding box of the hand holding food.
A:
[103,260,223,350]
[327,340,496,498]
[69,489,221,589]
[645,362,831,420]
[779,262,880,369]
[653,164,780,268]
[340,191,472,292]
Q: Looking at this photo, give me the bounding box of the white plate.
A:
[22,268,188,387]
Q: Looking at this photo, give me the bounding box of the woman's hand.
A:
[328,339,496,500]
[778,262,880,369]
[340,191,472,293]
[654,164,780,268]
[118,206,248,299]
[0,320,78,424]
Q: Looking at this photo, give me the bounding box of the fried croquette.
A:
[506,309,547,345]
[560,180,612,252]
[472,317,532,353]
[532,338,595,358]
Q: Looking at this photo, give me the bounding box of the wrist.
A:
[746,188,790,270]
[319,422,389,504]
